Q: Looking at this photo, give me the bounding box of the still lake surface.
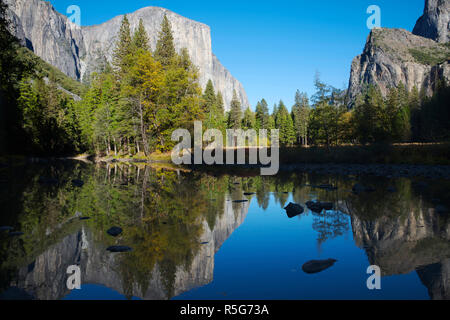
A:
[0,161,448,300]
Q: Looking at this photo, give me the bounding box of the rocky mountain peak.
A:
[413,0,450,43]
[5,1,249,111]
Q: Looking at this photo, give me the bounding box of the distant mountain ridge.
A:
[5,0,249,111]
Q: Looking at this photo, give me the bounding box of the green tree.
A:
[228,91,242,129]
[113,15,133,77]
[275,100,296,146]
[242,107,256,130]
[255,99,270,130]
[132,19,150,52]
[154,15,176,68]
[291,90,310,146]
[353,85,388,144]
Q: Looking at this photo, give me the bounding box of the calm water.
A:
[0,161,449,300]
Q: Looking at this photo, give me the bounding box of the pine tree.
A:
[113,15,132,76]
[255,99,270,130]
[202,79,216,115]
[275,100,296,146]
[292,90,310,146]
[154,15,176,67]
[216,91,225,116]
[242,107,256,130]
[132,19,150,52]
[202,79,218,129]
[228,91,242,129]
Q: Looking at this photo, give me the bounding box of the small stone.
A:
[107,227,123,237]
[302,259,337,274]
[284,202,305,218]
[107,246,132,253]
[233,200,248,203]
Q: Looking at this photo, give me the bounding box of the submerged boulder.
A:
[284,202,305,218]
[302,259,337,274]
[306,201,334,213]
[107,227,123,237]
[107,246,132,253]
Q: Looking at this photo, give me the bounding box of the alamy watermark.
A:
[171,121,280,176]
[66,265,81,290]
[67,5,81,26]
[367,265,381,290]
[367,5,381,30]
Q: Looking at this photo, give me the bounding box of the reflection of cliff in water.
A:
[4,195,250,300]
[346,195,450,300]
[0,163,250,300]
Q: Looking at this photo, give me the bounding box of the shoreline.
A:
[2,155,450,180]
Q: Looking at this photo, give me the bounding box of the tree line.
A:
[1,0,448,157]
[231,73,449,147]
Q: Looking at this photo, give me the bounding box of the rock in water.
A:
[244,192,256,196]
[233,200,249,203]
[284,202,305,218]
[107,227,123,237]
[302,259,337,274]
[306,201,334,213]
[107,246,132,253]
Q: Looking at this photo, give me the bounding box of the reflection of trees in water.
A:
[311,210,350,250]
[0,163,230,299]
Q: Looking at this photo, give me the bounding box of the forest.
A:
[0,0,449,158]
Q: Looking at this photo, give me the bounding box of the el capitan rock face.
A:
[413,0,450,43]
[4,0,249,111]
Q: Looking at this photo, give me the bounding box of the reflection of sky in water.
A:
[64,193,430,300]
[1,164,446,300]
[174,194,428,300]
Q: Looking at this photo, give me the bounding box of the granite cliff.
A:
[4,0,249,111]
[347,0,450,106]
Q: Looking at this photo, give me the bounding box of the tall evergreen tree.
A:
[291,90,310,146]
[275,100,296,146]
[228,91,242,129]
[242,107,256,130]
[113,15,132,76]
[154,15,176,67]
[255,99,270,130]
[132,19,150,52]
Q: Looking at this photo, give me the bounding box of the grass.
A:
[408,46,450,66]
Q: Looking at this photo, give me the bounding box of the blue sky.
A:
[49,0,425,111]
